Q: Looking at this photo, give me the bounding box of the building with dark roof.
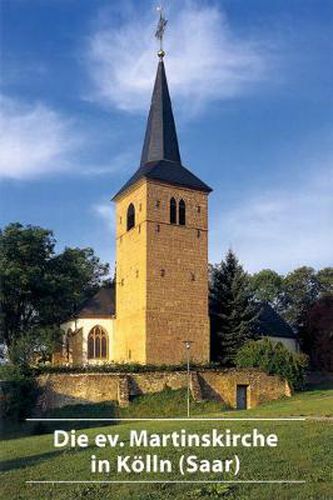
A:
[73,287,115,319]
[109,42,212,365]
[60,36,212,365]
[58,19,297,367]
[210,302,298,362]
[60,284,297,366]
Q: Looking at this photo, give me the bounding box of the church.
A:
[59,44,297,366]
[60,47,211,366]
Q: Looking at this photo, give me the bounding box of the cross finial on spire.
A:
[155,6,168,58]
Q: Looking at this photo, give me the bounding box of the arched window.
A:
[179,199,186,225]
[88,335,94,359]
[127,203,135,231]
[95,336,100,358]
[87,326,108,359]
[170,197,177,224]
[101,336,107,358]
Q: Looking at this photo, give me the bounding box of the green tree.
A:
[250,269,283,305]
[42,247,111,326]
[0,223,110,365]
[316,267,333,296]
[210,249,259,366]
[299,295,333,370]
[280,267,320,331]
[249,266,333,344]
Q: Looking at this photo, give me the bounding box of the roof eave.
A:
[112,170,213,201]
[147,175,213,193]
[111,177,147,202]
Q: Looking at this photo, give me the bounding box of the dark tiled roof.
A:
[256,303,296,339]
[113,159,212,199]
[210,303,296,340]
[74,286,115,318]
[112,59,212,200]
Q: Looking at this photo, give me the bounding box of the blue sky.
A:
[1,0,332,273]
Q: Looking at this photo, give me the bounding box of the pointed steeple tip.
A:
[140,58,181,167]
[111,8,213,200]
[139,6,179,165]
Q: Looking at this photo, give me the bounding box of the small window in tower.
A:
[197,229,201,238]
[120,216,122,224]
[138,224,141,234]
[139,203,142,212]
[197,205,201,213]
[160,269,166,277]
[127,203,135,231]
[191,272,196,281]
[136,269,139,278]
[156,224,160,233]
[121,278,124,286]
[170,197,177,224]
[179,199,186,225]
[155,200,160,208]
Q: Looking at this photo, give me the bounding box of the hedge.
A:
[236,338,308,390]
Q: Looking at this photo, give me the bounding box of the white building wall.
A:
[61,317,115,364]
[267,336,299,353]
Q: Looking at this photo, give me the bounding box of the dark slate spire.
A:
[112,52,212,200]
[140,59,181,166]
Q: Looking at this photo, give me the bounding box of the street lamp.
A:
[182,340,194,417]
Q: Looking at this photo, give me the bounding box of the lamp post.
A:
[182,340,194,418]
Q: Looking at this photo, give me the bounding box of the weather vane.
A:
[155,6,168,58]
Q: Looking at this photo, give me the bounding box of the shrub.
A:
[236,338,308,390]
[0,364,38,420]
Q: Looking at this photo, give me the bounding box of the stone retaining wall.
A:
[36,368,291,412]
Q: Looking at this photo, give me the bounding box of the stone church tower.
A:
[112,51,212,365]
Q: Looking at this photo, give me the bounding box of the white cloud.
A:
[0,95,133,180]
[0,95,79,180]
[210,167,333,273]
[86,2,272,113]
[92,202,115,232]
[82,152,136,176]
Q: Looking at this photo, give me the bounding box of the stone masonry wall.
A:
[36,374,120,412]
[36,368,290,412]
[145,181,210,365]
[114,180,148,364]
[113,179,210,365]
[200,369,292,409]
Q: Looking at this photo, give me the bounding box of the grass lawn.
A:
[1,385,333,499]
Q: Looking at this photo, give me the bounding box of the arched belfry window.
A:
[87,326,108,359]
[170,197,177,224]
[179,199,186,226]
[127,203,135,231]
